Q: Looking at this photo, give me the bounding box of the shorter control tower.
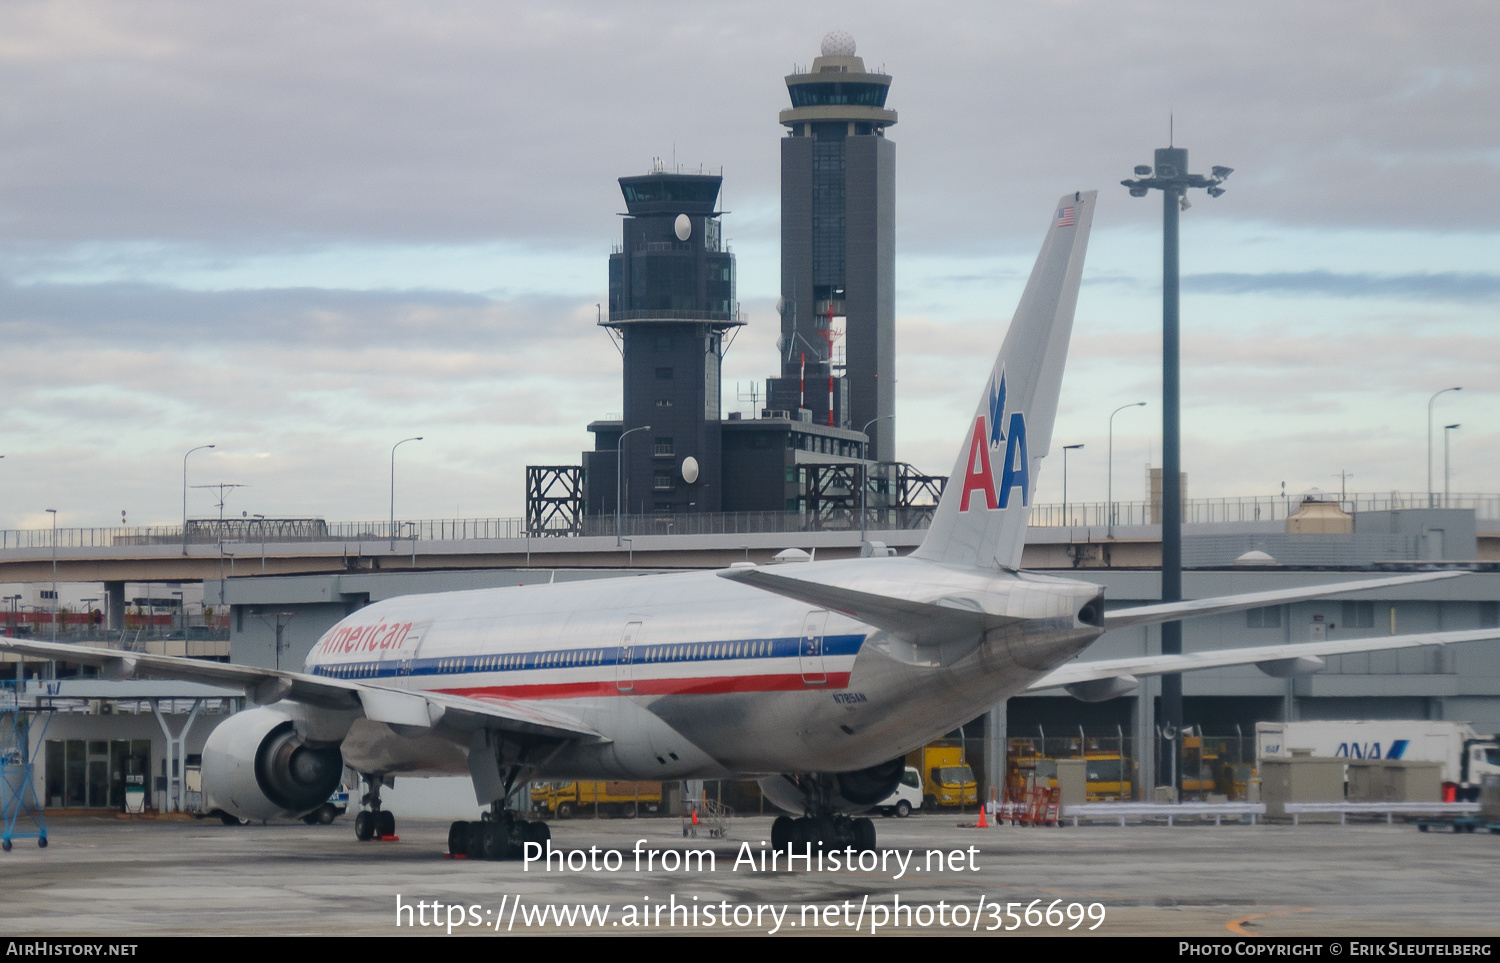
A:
[585,169,742,518]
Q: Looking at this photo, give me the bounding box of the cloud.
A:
[1184,271,1500,302]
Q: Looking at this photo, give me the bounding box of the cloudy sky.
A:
[0,0,1495,531]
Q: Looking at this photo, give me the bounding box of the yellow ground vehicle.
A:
[1179,734,1251,800]
[1007,740,1133,802]
[906,743,978,809]
[532,780,661,818]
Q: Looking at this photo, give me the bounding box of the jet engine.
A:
[758,757,906,815]
[201,707,344,820]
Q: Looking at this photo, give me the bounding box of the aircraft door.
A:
[799,611,829,686]
[616,622,641,693]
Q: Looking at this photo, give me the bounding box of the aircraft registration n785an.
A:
[5,190,1492,858]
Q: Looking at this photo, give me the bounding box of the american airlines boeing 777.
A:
[4,190,1490,858]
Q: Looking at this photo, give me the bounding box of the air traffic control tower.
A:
[586,170,742,518]
[768,31,897,462]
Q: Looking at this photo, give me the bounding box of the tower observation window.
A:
[787,82,889,109]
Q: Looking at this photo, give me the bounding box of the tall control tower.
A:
[768,31,897,462]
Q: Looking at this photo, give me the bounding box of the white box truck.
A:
[1256,720,1500,800]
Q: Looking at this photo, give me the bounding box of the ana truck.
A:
[1256,721,1500,800]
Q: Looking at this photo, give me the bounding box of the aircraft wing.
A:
[1101,570,1464,629]
[0,637,604,743]
[1028,627,1500,700]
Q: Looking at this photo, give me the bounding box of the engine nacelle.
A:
[758,757,906,815]
[202,707,344,820]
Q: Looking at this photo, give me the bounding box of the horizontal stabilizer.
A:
[1102,571,1464,630]
[718,567,1020,644]
[1030,627,1500,693]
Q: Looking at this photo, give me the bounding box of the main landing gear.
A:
[353,773,396,842]
[448,803,550,861]
[771,814,878,853]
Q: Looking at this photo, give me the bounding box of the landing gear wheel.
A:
[376,810,395,838]
[317,804,337,825]
[465,821,487,859]
[480,823,507,860]
[524,821,551,848]
[853,817,877,852]
[354,811,375,841]
[448,821,469,856]
[771,815,795,850]
[895,800,911,818]
[810,816,836,851]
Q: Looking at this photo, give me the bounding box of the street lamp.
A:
[1122,141,1232,777]
[1444,424,1460,508]
[615,426,651,547]
[1108,402,1147,537]
[390,437,423,550]
[253,514,267,573]
[45,508,57,644]
[859,415,895,543]
[182,445,216,554]
[1427,387,1461,507]
[1061,445,1084,527]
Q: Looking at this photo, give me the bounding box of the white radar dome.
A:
[681,456,700,484]
[674,214,691,241]
[821,31,856,57]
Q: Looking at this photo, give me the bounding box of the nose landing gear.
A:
[354,773,395,841]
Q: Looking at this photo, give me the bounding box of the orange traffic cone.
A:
[691,808,699,825]
[977,803,988,828]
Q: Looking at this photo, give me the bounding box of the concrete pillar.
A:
[1134,678,1157,801]
[105,581,126,633]
[984,701,1007,804]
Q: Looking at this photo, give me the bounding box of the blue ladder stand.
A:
[1,681,51,851]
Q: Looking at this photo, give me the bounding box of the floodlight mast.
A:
[1120,144,1231,793]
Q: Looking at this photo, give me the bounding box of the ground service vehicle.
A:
[533,781,661,818]
[872,767,922,817]
[7,193,1497,861]
[908,744,977,809]
[1257,721,1500,800]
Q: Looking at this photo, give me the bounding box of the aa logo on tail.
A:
[959,369,1029,513]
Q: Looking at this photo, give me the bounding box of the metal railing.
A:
[1024,492,1500,528]
[2,492,1495,549]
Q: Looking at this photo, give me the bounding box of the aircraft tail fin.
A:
[912,191,1097,570]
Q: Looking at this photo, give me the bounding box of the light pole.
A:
[390,437,423,550]
[1444,424,1460,508]
[1061,445,1084,527]
[1122,140,1232,777]
[1108,402,1147,537]
[615,426,651,547]
[182,445,215,554]
[46,508,57,643]
[1427,387,1461,507]
[859,415,894,543]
